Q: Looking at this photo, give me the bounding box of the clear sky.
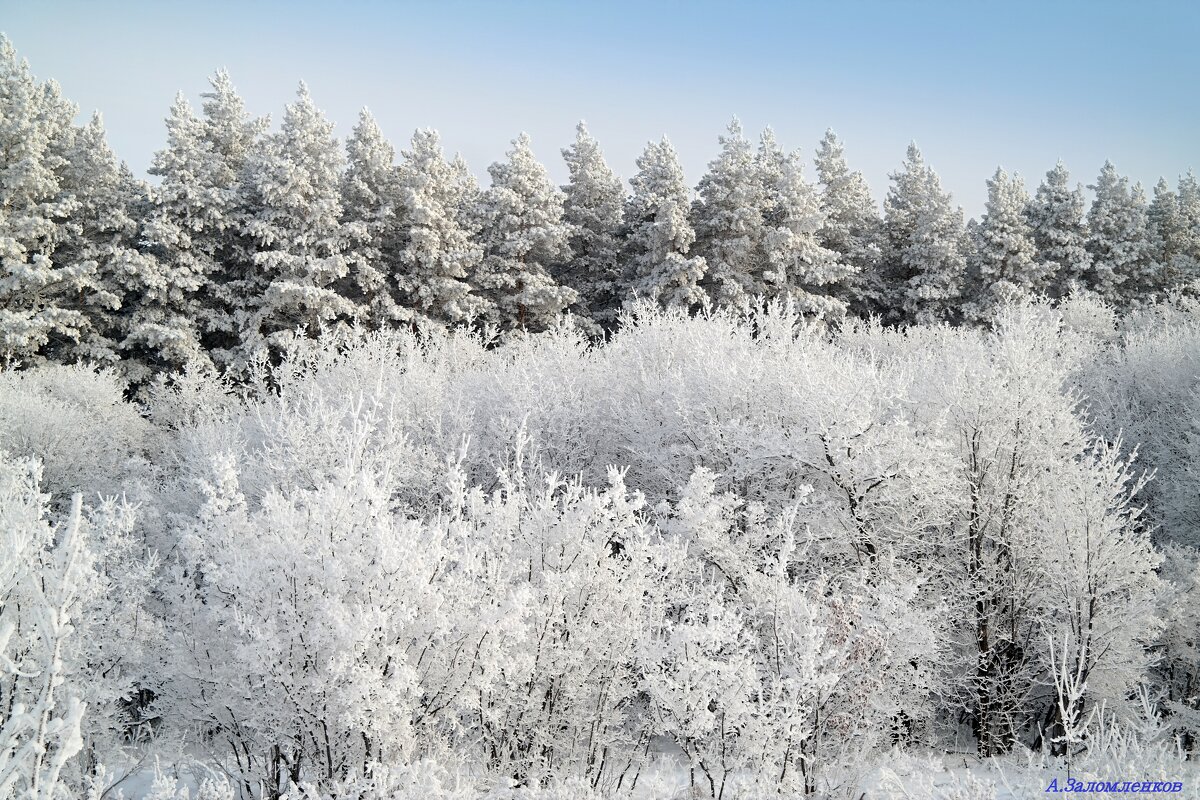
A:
[2,0,1196,218]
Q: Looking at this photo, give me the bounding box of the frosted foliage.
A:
[0,457,93,800]
[339,109,403,326]
[758,133,850,316]
[1026,162,1092,299]
[473,134,577,331]
[238,84,356,365]
[967,168,1043,320]
[1086,161,1155,303]
[623,138,707,310]
[395,129,486,325]
[558,122,625,328]
[693,119,769,311]
[814,130,884,316]
[882,144,968,324]
[144,71,268,372]
[0,37,90,366]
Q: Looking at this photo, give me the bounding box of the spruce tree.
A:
[473,133,576,331]
[1026,162,1091,299]
[882,143,968,325]
[1086,161,1155,303]
[692,119,768,311]
[967,168,1042,318]
[623,137,707,311]
[340,109,404,326]
[558,122,625,330]
[813,129,885,316]
[395,129,487,326]
[238,83,356,365]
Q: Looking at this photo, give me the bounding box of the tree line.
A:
[3,36,1198,384]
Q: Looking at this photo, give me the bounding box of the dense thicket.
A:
[3,297,1199,799]
[2,37,1198,379]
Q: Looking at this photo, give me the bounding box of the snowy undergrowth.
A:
[0,299,1197,799]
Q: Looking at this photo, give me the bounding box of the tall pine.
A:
[58,114,164,377]
[1085,161,1154,303]
[882,143,968,324]
[813,129,885,317]
[622,137,707,311]
[144,70,269,369]
[340,109,404,327]
[473,133,576,331]
[757,130,848,315]
[692,119,768,311]
[395,129,486,326]
[0,37,90,366]
[558,122,625,331]
[967,168,1042,318]
[238,83,356,365]
[1026,162,1091,299]
[1147,177,1194,290]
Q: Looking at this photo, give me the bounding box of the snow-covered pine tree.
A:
[882,143,968,325]
[339,108,404,327]
[132,96,214,377]
[1177,171,1200,286]
[1085,161,1155,303]
[0,36,90,367]
[56,114,168,380]
[693,118,769,311]
[144,71,269,371]
[757,131,849,316]
[557,121,625,331]
[1026,162,1092,300]
[237,83,357,366]
[966,168,1042,319]
[813,129,885,317]
[394,129,487,326]
[622,137,707,311]
[1147,177,1192,290]
[472,133,576,331]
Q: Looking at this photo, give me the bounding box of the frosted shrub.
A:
[0,455,94,800]
[0,364,153,503]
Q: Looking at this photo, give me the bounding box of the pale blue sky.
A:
[2,0,1196,217]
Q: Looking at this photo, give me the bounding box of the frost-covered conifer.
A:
[757,132,849,315]
[1086,161,1155,302]
[882,144,968,324]
[558,122,625,330]
[814,129,885,316]
[623,137,707,310]
[1177,171,1200,282]
[53,115,184,383]
[0,37,90,366]
[473,133,576,331]
[339,109,404,326]
[967,168,1042,318]
[1147,177,1193,290]
[1026,162,1092,299]
[394,129,487,325]
[144,71,268,370]
[693,119,769,310]
[238,83,357,364]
